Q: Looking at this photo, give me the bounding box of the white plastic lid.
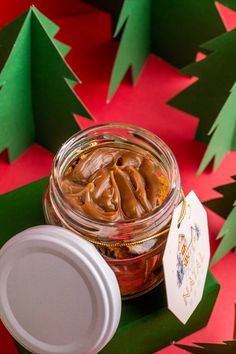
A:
[0,225,121,354]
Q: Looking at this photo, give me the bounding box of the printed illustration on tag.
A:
[163,191,210,324]
[176,222,201,288]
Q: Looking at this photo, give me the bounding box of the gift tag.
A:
[163,191,210,324]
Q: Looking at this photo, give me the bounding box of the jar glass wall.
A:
[43,123,181,298]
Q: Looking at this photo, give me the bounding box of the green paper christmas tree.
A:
[169,28,236,145]
[176,340,236,353]
[0,6,93,162]
[107,0,226,99]
[108,0,151,100]
[204,176,236,265]
[151,0,225,68]
[197,82,236,174]
[205,176,236,219]
[211,203,236,265]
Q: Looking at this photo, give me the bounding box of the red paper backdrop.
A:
[0,1,236,353]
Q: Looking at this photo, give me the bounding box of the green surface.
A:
[0,178,47,248]
[100,271,219,354]
[0,179,219,354]
[0,6,93,162]
[197,82,236,174]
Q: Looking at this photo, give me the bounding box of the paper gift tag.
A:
[163,191,210,324]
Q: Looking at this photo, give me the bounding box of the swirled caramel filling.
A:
[61,146,169,222]
[61,146,170,296]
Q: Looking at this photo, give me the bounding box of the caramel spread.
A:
[61,146,169,222]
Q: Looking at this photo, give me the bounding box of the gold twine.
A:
[67,188,186,248]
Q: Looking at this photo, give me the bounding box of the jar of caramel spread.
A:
[43,123,181,298]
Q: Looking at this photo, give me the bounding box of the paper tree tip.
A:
[195,167,203,177]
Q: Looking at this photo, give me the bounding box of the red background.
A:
[0,1,236,353]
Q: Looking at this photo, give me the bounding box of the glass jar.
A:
[43,123,181,299]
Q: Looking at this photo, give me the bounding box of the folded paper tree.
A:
[104,0,226,99]
[168,28,236,147]
[0,6,93,162]
[197,82,236,173]
[204,176,236,264]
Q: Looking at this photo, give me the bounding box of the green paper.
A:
[211,202,236,265]
[101,271,219,354]
[151,0,225,68]
[108,0,151,101]
[169,28,236,144]
[218,0,236,11]
[197,83,236,174]
[107,0,226,99]
[176,340,236,353]
[14,341,30,354]
[0,6,93,162]
[204,176,236,265]
[0,180,219,354]
[0,178,47,248]
[204,176,236,219]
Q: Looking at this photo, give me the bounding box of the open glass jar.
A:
[43,123,181,299]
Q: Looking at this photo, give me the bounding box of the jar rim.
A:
[51,123,181,232]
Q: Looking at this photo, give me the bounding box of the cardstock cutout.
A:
[205,176,236,219]
[163,191,210,324]
[151,0,225,68]
[107,0,151,101]
[0,6,93,162]
[169,28,236,145]
[176,340,236,353]
[0,178,47,248]
[204,176,236,265]
[211,202,236,265]
[197,82,236,174]
[106,0,226,99]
